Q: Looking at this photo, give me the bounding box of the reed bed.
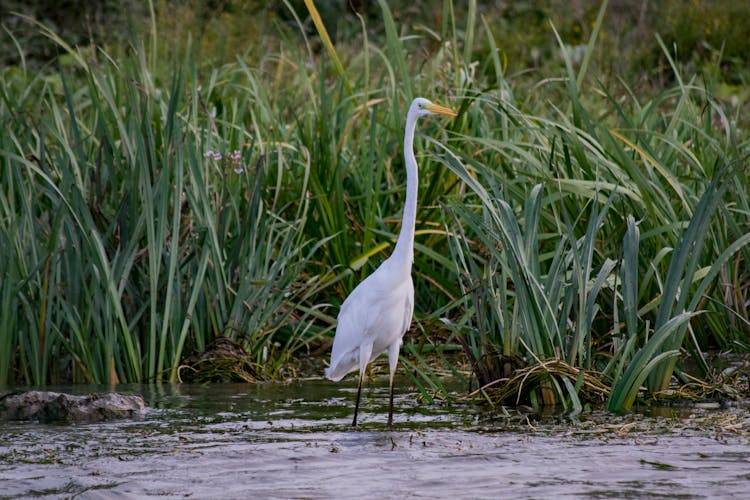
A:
[1,0,749,412]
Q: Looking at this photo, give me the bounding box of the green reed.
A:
[1,0,748,408]
[424,0,749,409]
[0,13,334,384]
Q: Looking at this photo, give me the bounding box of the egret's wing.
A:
[325,274,383,381]
[325,258,416,381]
[400,278,415,337]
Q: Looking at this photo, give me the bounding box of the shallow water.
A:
[1,380,749,499]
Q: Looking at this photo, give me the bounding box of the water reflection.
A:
[1,380,749,498]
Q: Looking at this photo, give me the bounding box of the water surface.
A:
[1,380,749,498]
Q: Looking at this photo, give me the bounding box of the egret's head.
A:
[410,97,457,119]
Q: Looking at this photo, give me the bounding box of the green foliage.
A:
[1,0,749,412]
[658,0,750,81]
[0,0,144,69]
[0,17,332,384]
[438,10,749,409]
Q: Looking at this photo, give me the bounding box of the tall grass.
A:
[435,10,749,409]
[1,0,748,409]
[299,0,749,410]
[0,16,334,384]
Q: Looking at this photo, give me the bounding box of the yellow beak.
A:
[426,103,458,117]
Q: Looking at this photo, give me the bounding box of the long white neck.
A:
[392,109,419,267]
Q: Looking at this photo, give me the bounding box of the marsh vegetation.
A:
[1,0,749,413]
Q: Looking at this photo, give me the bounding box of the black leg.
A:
[352,373,363,427]
[387,375,395,427]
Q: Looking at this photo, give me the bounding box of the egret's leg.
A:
[387,342,401,427]
[352,343,373,428]
[352,371,364,427]
[387,372,395,427]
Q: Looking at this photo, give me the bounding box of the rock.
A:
[0,391,146,423]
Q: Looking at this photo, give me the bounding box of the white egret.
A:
[325,97,457,427]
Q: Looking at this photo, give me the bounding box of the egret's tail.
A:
[325,352,358,382]
[324,365,347,382]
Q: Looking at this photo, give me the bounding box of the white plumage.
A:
[325,97,456,426]
[325,257,414,382]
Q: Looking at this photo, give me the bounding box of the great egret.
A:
[325,97,457,427]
